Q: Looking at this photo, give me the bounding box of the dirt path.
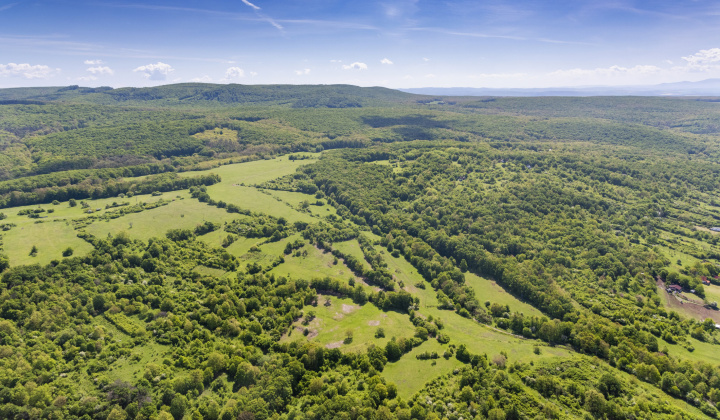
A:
[656,279,720,323]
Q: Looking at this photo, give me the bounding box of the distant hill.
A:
[0,83,418,108]
[401,78,720,97]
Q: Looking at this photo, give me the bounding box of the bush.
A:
[62,247,74,257]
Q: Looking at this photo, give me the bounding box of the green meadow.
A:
[284,295,414,353]
[84,194,237,241]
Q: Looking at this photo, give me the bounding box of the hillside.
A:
[1,85,720,419]
[0,83,417,108]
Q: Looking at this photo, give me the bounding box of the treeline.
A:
[0,173,220,208]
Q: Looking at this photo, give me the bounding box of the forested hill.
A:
[0,83,418,108]
[5,85,720,418]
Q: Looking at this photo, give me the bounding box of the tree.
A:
[170,395,189,420]
[62,247,74,257]
[385,339,402,361]
[69,198,77,207]
[584,389,606,417]
[29,245,38,257]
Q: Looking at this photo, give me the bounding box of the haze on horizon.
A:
[1,0,719,89]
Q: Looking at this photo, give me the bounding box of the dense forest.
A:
[1,83,720,419]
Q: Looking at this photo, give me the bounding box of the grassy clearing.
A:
[178,154,320,186]
[225,237,264,257]
[193,265,228,278]
[237,235,300,269]
[269,243,359,282]
[215,186,316,223]
[192,127,239,142]
[464,272,543,317]
[0,191,171,266]
[382,340,463,399]
[283,295,414,353]
[197,229,232,248]
[378,246,568,361]
[267,189,338,218]
[658,334,720,366]
[176,155,321,222]
[334,240,372,271]
[84,194,237,242]
[3,220,94,267]
[702,284,720,305]
[0,192,169,225]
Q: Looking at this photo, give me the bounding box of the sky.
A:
[1,0,720,89]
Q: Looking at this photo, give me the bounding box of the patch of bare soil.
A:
[657,279,720,322]
[326,341,344,349]
[342,304,357,314]
[368,320,380,326]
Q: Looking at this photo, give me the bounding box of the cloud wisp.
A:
[240,0,260,11]
[0,62,59,79]
[343,62,368,70]
[381,58,393,65]
[87,66,114,75]
[0,2,19,12]
[133,62,174,80]
[238,0,283,31]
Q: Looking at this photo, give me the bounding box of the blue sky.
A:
[1,0,720,88]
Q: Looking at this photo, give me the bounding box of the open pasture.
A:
[283,295,414,353]
[269,243,359,282]
[3,220,93,267]
[84,194,237,242]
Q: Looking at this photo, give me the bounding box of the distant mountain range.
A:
[400,78,720,97]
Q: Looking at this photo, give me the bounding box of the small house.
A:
[667,284,683,293]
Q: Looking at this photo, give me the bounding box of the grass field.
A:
[334,240,372,271]
[3,220,94,266]
[464,272,543,317]
[382,339,463,399]
[0,192,172,265]
[703,284,720,305]
[178,154,320,186]
[84,194,237,242]
[217,186,317,223]
[269,243,359,282]
[225,237,265,257]
[377,246,568,360]
[283,295,414,353]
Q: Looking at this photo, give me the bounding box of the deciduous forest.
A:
[1,83,720,419]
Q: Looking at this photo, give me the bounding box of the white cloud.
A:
[422,57,430,62]
[249,71,258,77]
[133,62,174,80]
[241,0,261,10]
[549,65,661,78]
[0,63,59,79]
[342,62,368,70]
[682,48,720,71]
[225,67,245,79]
[87,66,114,75]
[381,58,393,65]
[84,59,103,65]
[78,76,97,82]
[295,68,310,75]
